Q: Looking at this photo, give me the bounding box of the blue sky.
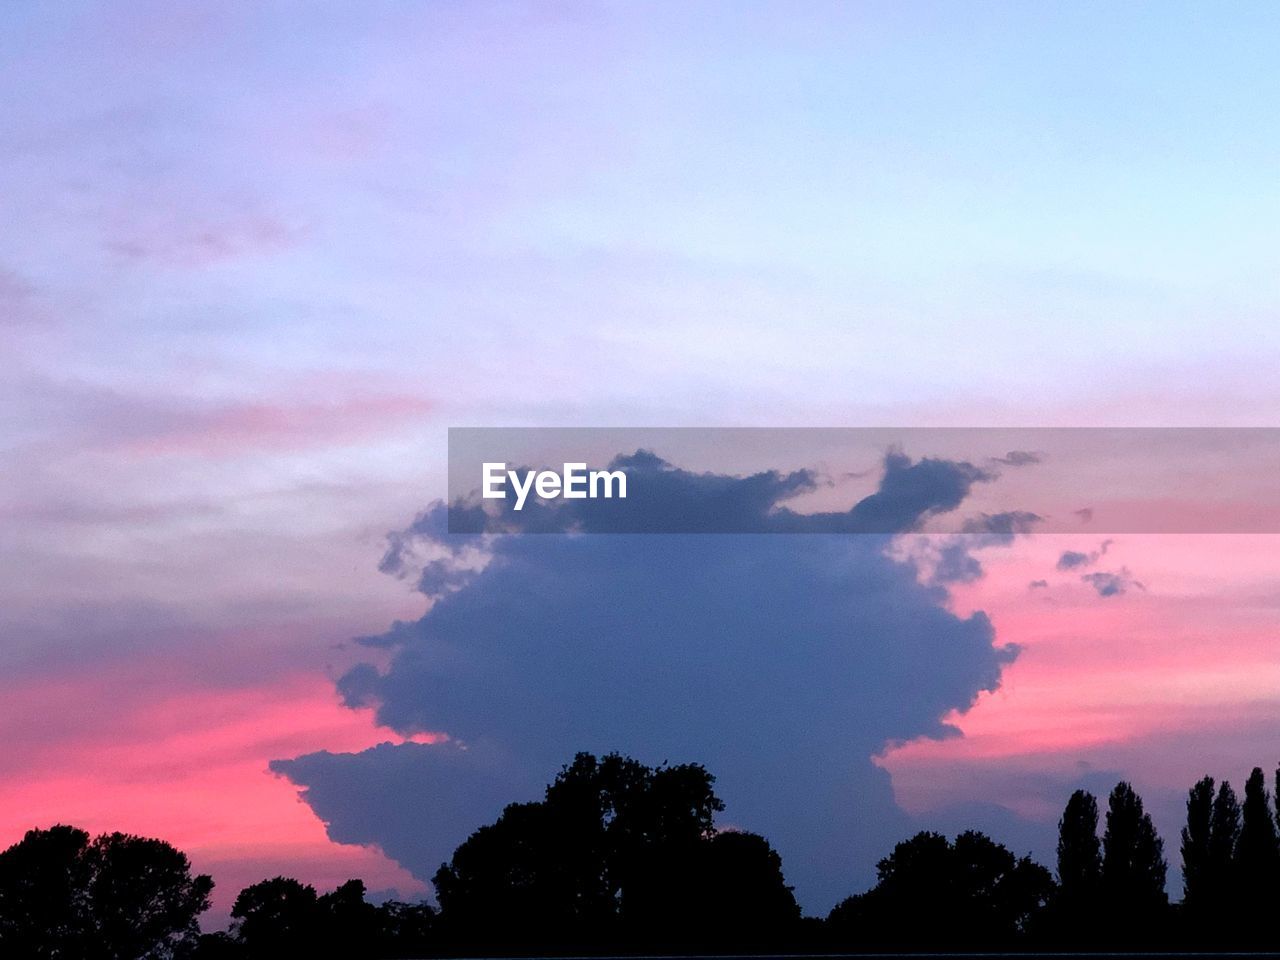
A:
[6,1,1280,435]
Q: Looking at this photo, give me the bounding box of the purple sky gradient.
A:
[5,0,1280,923]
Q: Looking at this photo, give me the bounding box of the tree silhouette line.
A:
[5,752,1280,957]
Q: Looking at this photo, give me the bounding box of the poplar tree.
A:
[1057,789,1102,905]
[1274,765,1280,847]
[1235,769,1278,868]
[1180,776,1214,909]
[1208,780,1241,881]
[1101,782,1167,921]
[1234,767,1278,931]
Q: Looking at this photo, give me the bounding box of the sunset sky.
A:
[5,1,1280,924]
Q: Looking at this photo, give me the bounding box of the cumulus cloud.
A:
[271,741,530,886]
[274,450,1021,910]
[1055,539,1113,571]
[923,511,1043,586]
[1057,550,1092,570]
[961,510,1043,541]
[932,542,985,584]
[1082,567,1144,598]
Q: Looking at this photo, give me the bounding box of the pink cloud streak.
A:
[120,392,433,457]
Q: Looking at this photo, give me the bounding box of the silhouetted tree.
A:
[434,752,795,949]
[1236,767,1278,871]
[1208,780,1241,893]
[1274,765,1280,843]
[1181,776,1214,911]
[1188,778,1242,936]
[827,830,1052,949]
[316,879,380,955]
[1057,789,1102,907]
[551,751,720,936]
[216,878,434,959]
[39,766,1280,955]
[231,877,319,957]
[0,825,93,958]
[1234,767,1278,940]
[1101,782,1168,940]
[433,799,578,941]
[693,831,800,947]
[1046,786,1102,944]
[192,931,243,959]
[0,825,211,960]
[952,830,1054,941]
[374,899,436,956]
[84,832,213,959]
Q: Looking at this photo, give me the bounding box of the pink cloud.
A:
[121,392,433,457]
[11,373,433,460]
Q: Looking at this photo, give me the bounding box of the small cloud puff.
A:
[1055,540,1112,571]
[1081,567,1144,598]
[990,450,1043,467]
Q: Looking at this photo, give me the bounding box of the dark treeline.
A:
[5,753,1280,958]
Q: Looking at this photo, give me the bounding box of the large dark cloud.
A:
[273,451,1021,910]
[270,741,532,886]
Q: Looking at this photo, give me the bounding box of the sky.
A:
[4,0,1280,924]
